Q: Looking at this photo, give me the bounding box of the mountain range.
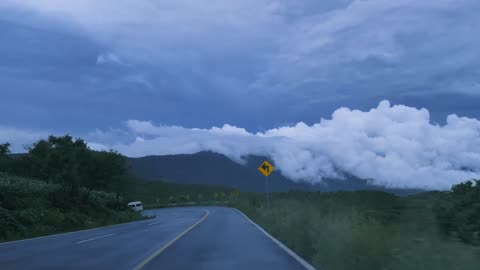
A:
[127,151,421,195]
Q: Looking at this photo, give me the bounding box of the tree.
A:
[0,143,12,173]
[434,180,480,245]
[26,135,127,194]
[0,143,10,158]
[27,135,86,191]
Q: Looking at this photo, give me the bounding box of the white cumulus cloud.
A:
[91,101,480,190]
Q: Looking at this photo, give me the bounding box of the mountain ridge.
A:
[127,151,422,195]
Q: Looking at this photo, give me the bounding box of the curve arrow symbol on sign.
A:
[261,164,270,172]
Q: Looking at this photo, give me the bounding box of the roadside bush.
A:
[79,187,125,210]
[0,173,144,242]
[0,207,25,239]
[434,180,480,245]
[0,173,60,195]
[0,173,60,210]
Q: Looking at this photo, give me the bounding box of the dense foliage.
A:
[0,143,10,157]
[0,173,142,241]
[0,136,144,242]
[434,180,480,245]
[1,135,127,194]
[232,190,480,270]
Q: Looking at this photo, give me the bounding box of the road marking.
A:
[76,233,115,244]
[148,221,162,226]
[133,209,209,270]
[232,208,316,270]
[0,218,153,246]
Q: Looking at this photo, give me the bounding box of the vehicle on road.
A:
[128,201,143,212]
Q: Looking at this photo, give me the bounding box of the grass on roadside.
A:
[232,191,480,270]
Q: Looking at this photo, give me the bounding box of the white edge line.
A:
[148,221,161,226]
[76,233,115,244]
[133,209,209,270]
[0,217,154,246]
[231,208,316,270]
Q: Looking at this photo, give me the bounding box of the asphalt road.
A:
[0,207,314,270]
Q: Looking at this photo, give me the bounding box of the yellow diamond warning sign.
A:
[258,160,274,177]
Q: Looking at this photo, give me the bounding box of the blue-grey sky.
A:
[2,0,480,132]
[1,0,480,189]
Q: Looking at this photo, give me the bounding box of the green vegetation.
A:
[0,136,146,242]
[1,136,128,194]
[0,173,143,241]
[434,180,480,245]
[0,143,10,157]
[232,189,480,270]
[127,177,238,209]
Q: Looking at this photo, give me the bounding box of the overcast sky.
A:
[1,0,480,189]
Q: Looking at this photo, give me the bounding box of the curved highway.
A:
[0,207,315,270]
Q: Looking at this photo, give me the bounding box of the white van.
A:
[128,201,143,212]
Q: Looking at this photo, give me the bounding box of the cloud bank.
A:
[2,101,479,190]
[83,101,479,190]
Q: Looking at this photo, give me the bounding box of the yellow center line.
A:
[133,209,209,270]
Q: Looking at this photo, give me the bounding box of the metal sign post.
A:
[266,175,270,209]
[258,160,274,209]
